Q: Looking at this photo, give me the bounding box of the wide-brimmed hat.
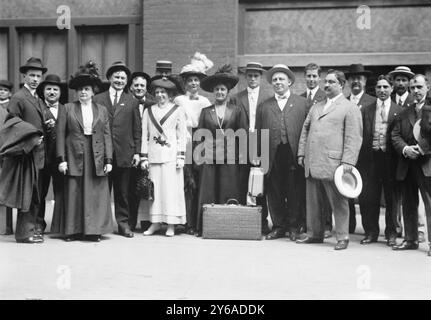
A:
[0,80,13,91]
[388,66,415,80]
[200,64,239,92]
[334,165,363,199]
[155,60,173,74]
[240,62,266,74]
[106,61,131,80]
[19,57,47,74]
[345,64,372,78]
[266,64,295,84]
[36,74,62,99]
[149,75,184,95]
[130,71,151,85]
[69,61,102,90]
[180,52,213,80]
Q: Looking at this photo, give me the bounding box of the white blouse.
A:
[80,100,93,135]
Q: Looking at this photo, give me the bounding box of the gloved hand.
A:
[141,160,149,170]
[58,162,68,174]
[104,164,112,173]
[176,158,185,169]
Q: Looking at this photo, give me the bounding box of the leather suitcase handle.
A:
[226,198,239,205]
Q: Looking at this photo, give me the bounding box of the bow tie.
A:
[189,96,199,101]
[138,99,146,105]
[48,103,58,109]
[276,95,287,100]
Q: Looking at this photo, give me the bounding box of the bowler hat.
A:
[0,80,13,91]
[19,57,48,74]
[345,64,372,78]
[334,165,363,199]
[106,61,131,80]
[266,64,295,84]
[36,74,62,99]
[130,72,152,85]
[200,64,239,92]
[388,66,415,80]
[240,62,266,74]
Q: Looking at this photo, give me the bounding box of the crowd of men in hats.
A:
[0,54,430,257]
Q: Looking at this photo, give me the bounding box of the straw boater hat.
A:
[345,64,372,78]
[106,61,131,80]
[149,75,184,96]
[200,64,239,92]
[69,61,102,90]
[36,74,62,99]
[179,52,213,80]
[0,80,13,91]
[155,60,173,74]
[266,64,295,84]
[388,66,415,80]
[334,165,363,199]
[19,57,47,74]
[240,61,266,74]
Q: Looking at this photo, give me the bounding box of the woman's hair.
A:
[154,86,176,100]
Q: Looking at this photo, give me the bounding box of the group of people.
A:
[0,53,430,256]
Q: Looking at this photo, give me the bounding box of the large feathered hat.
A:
[200,64,239,92]
[180,52,214,80]
[69,60,102,90]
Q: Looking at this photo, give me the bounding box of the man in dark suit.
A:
[234,62,272,235]
[357,75,402,246]
[35,74,65,234]
[388,66,416,238]
[7,57,47,243]
[299,63,330,237]
[391,74,431,256]
[93,61,141,238]
[255,64,307,240]
[345,64,376,234]
[128,71,155,231]
[0,80,13,235]
[297,69,363,250]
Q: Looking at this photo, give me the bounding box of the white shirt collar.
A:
[307,86,319,98]
[109,87,123,97]
[45,100,59,108]
[79,99,92,108]
[377,98,391,108]
[351,90,364,102]
[247,86,259,95]
[275,90,290,101]
[24,84,36,97]
[396,91,409,102]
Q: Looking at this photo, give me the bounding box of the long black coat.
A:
[93,90,141,167]
[56,101,113,177]
[7,87,48,170]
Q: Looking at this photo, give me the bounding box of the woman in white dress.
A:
[140,76,187,237]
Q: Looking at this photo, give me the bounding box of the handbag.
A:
[135,168,154,201]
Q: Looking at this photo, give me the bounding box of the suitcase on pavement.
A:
[202,199,262,240]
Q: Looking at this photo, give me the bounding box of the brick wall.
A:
[0,0,141,18]
[143,0,238,83]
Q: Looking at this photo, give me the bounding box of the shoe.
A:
[360,236,378,244]
[265,229,285,240]
[386,236,397,247]
[143,223,161,236]
[119,228,134,238]
[288,231,299,242]
[140,220,152,232]
[261,224,271,236]
[392,240,419,250]
[296,236,323,244]
[324,230,332,239]
[86,235,101,242]
[166,225,175,237]
[418,231,426,243]
[334,239,349,250]
[16,236,43,244]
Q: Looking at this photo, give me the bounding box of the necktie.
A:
[380,103,386,122]
[398,98,403,107]
[277,95,287,100]
[307,91,312,103]
[416,104,422,121]
[114,91,119,106]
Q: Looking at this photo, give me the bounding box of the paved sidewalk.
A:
[1,202,430,300]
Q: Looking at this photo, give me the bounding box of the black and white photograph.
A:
[1,0,431,305]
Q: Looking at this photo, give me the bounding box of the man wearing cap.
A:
[297,69,362,250]
[357,75,401,246]
[0,79,14,235]
[35,74,64,233]
[233,62,272,234]
[155,60,173,77]
[391,74,431,255]
[255,64,307,240]
[93,61,141,238]
[389,66,416,109]
[128,71,155,231]
[345,63,376,234]
[7,57,47,243]
[175,54,212,235]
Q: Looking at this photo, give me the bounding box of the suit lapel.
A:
[209,106,219,129]
[319,96,341,118]
[223,104,233,128]
[387,102,398,124]
[368,103,377,132]
[240,91,250,119]
[113,92,127,117]
[73,102,84,130]
[103,91,114,115]
[23,87,44,120]
[282,95,294,117]
[92,102,100,129]
[407,105,416,127]
[268,98,281,119]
